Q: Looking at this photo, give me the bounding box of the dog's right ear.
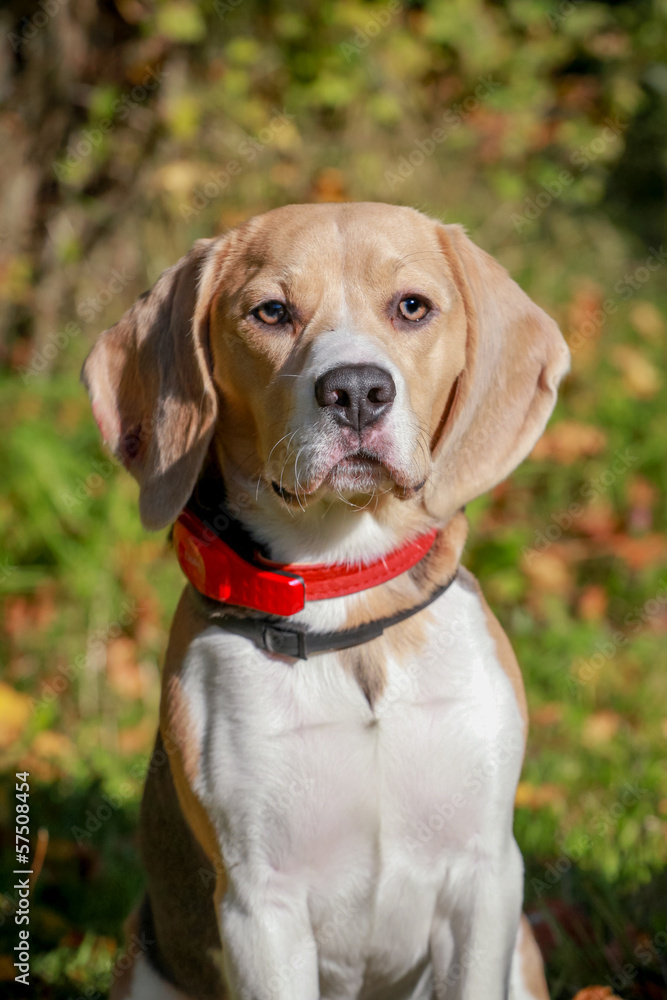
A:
[81,239,221,531]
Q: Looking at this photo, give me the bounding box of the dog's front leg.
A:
[430,838,524,1000]
[219,882,319,1000]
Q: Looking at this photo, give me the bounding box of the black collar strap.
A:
[194,570,458,660]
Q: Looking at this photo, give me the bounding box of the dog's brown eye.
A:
[398,296,429,322]
[252,301,289,325]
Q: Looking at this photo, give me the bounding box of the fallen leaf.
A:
[578,584,608,621]
[154,160,201,198]
[0,955,16,980]
[311,167,347,202]
[106,637,146,700]
[531,703,563,727]
[568,281,604,335]
[627,475,656,532]
[31,730,74,761]
[627,476,657,508]
[572,988,622,1000]
[515,782,566,809]
[531,422,607,464]
[3,586,57,640]
[521,550,572,595]
[0,682,32,749]
[577,502,616,541]
[118,718,155,755]
[612,345,661,399]
[16,752,61,782]
[629,301,664,341]
[582,710,622,746]
[607,533,667,570]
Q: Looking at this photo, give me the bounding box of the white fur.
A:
[176,577,527,1000]
[250,319,429,562]
[120,955,192,1000]
[510,920,546,1000]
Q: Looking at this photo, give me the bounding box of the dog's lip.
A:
[332,453,385,473]
[271,452,425,504]
[272,480,299,502]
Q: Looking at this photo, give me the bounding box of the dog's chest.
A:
[179,579,523,986]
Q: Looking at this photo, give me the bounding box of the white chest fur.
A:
[179,578,525,1000]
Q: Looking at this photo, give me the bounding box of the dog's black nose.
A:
[314,364,396,431]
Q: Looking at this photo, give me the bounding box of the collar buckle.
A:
[262,623,309,659]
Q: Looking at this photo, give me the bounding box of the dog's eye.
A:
[398,296,430,322]
[252,300,289,326]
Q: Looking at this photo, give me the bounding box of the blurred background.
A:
[0,0,666,997]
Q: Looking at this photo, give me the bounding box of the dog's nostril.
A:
[368,385,391,405]
[314,364,396,431]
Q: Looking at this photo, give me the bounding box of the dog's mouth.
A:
[271,452,425,506]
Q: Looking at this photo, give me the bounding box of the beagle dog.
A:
[82,202,569,1000]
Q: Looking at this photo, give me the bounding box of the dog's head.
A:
[82,203,569,549]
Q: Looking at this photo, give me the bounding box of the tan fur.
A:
[339,510,469,704]
[519,914,551,1000]
[83,203,568,538]
[81,241,219,529]
[161,588,227,910]
[427,225,570,524]
[82,203,565,999]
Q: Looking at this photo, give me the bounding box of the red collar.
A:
[174,506,438,617]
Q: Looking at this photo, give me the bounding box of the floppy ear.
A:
[81,239,220,530]
[424,225,570,522]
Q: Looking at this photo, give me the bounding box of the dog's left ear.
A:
[81,238,221,530]
[424,225,570,523]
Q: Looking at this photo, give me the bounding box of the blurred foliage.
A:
[1,0,667,997]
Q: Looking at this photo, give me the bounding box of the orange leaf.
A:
[118,718,155,755]
[0,955,17,981]
[577,502,616,541]
[627,475,656,533]
[568,281,604,333]
[582,710,622,747]
[578,585,608,621]
[311,167,347,203]
[612,345,661,399]
[629,301,664,341]
[106,637,147,700]
[0,682,32,750]
[515,782,566,810]
[572,988,622,1000]
[531,422,607,464]
[607,533,667,570]
[31,730,75,761]
[531,703,563,727]
[521,550,572,596]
